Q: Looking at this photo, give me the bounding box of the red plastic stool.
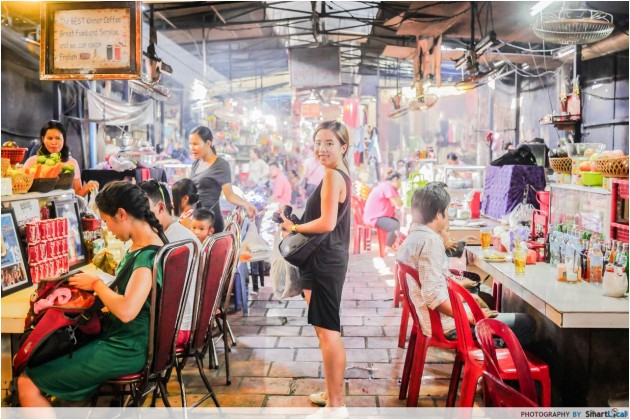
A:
[376,227,387,258]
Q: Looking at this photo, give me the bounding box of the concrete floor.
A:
[154,247,464,409]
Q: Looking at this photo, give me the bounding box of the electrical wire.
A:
[584,92,629,101]
[530,40,561,140]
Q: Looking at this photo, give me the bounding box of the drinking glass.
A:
[480,228,492,252]
[513,247,527,276]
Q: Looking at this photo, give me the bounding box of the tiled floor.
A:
[155,248,459,408]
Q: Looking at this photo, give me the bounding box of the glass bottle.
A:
[609,240,618,265]
[544,227,552,264]
[589,243,604,283]
[581,240,590,282]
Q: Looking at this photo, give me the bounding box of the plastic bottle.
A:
[588,243,604,283]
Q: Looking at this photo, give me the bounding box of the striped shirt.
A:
[396,224,456,337]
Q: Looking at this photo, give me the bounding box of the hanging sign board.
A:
[40,1,141,80]
[289,47,341,88]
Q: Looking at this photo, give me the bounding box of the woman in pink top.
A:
[362,171,403,247]
[24,120,98,197]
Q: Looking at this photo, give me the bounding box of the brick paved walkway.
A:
[162,249,459,408]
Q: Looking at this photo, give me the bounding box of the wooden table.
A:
[467,245,629,406]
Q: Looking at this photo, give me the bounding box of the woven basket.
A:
[549,157,572,174]
[30,177,59,193]
[11,173,35,194]
[1,148,27,165]
[55,172,74,190]
[1,158,9,177]
[594,157,629,178]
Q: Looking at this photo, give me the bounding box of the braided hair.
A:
[96,181,168,244]
[171,179,199,216]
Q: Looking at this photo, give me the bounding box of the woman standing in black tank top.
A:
[281,121,351,417]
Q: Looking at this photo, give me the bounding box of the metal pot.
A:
[137,153,156,168]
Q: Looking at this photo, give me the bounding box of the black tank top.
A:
[301,168,351,253]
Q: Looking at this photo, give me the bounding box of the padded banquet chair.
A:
[174,231,236,408]
[446,278,551,407]
[212,212,243,386]
[476,318,539,407]
[95,239,197,408]
[395,261,458,407]
[351,195,371,255]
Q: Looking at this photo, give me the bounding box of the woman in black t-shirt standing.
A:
[189,126,256,232]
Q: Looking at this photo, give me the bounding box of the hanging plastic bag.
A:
[271,230,302,299]
[240,222,271,263]
[87,187,100,218]
[507,202,534,229]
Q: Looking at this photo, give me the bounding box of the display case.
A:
[549,183,611,237]
[408,159,436,182]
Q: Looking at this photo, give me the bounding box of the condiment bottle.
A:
[589,243,604,283]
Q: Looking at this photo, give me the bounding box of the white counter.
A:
[467,246,629,329]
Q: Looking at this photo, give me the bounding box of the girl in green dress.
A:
[18,181,167,407]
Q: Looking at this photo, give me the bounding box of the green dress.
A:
[26,247,162,401]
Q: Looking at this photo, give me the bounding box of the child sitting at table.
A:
[190,208,215,244]
[172,179,200,229]
[396,182,535,346]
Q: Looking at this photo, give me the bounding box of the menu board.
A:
[40,2,141,80]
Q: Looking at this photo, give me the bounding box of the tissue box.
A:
[481,165,546,219]
[1,178,12,195]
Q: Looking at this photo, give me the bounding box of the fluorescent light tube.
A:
[530,1,555,16]
[555,45,575,59]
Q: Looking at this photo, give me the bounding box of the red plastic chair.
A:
[174,231,236,408]
[395,261,458,407]
[351,195,371,254]
[446,278,551,407]
[477,318,539,407]
[482,372,538,407]
[98,239,198,407]
[376,226,388,258]
[393,231,408,310]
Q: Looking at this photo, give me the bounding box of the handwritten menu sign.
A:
[40,2,141,80]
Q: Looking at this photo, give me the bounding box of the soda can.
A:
[54,257,62,276]
[27,244,40,263]
[39,241,48,260]
[62,218,69,236]
[45,220,52,239]
[51,219,59,238]
[30,263,39,284]
[25,222,39,244]
[63,256,69,272]
[56,219,65,238]
[39,206,49,220]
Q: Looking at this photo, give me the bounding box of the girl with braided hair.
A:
[18,181,166,407]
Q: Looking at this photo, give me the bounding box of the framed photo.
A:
[40,1,141,80]
[1,207,32,295]
[52,199,86,269]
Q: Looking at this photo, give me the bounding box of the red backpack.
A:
[12,271,102,376]
[12,245,160,377]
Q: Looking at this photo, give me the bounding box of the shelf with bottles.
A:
[549,183,612,239]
